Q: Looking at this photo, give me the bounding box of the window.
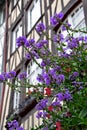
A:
[58,4,85,38]
[13,80,20,110]
[27,0,41,32]
[13,0,17,6]
[26,59,42,93]
[0,9,5,26]
[12,22,22,53]
[70,5,84,29]
[56,4,86,54]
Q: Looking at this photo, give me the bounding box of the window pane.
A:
[12,23,22,53]
[13,80,20,109]
[27,0,41,32]
[71,6,84,28]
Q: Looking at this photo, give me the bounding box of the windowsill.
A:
[6,96,37,121]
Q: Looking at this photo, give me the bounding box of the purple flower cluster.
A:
[42,127,49,130]
[36,23,46,34]
[6,71,16,79]
[35,99,48,110]
[0,74,5,82]
[41,58,51,67]
[16,36,36,49]
[62,22,71,31]
[0,71,16,82]
[25,38,35,48]
[56,90,72,101]
[25,53,31,60]
[35,40,48,49]
[66,36,79,49]
[53,33,64,43]
[7,120,24,130]
[31,50,39,59]
[16,36,28,47]
[36,111,48,119]
[18,72,27,80]
[50,12,64,26]
[69,72,79,81]
[37,68,64,86]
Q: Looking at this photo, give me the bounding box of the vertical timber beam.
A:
[82,0,87,26]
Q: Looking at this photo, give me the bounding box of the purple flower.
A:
[52,101,61,106]
[56,74,65,85]
[41,59,50,67]
[84,36,87,42]
[12,120,19,128]
[56,92,64,101]
[16,36,28,47]
[25,53,31,60]
[0,74,5,82]
[67,37,79,49]
[78,86,83,90]
[50,12,64,26]
[36,40,48,49]
[64,90,72,101]
[37,74,44,83]
[36,23,46,34]
[68,41,78,49]
[41,60,46,67]
[42,111,48,118]
[73,72,79,77]
[31,50,39,59]
[35,99,48,110]
[18,72,27,80]
[69,72,79,81]
[42,127,48,130]
[53,34,64,42]
[62,22,71,31]
[25,38,35,48]
[7,122,13,128]
[9,127,14,130]
[36,111,43,119]
[6,71,16,79]
[42,73,51,85]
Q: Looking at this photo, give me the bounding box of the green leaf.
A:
[79,108,87,118]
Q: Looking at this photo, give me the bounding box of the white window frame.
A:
[58,3,85,37]
[26,59,42,93]
[27,0,41,32]
[0,10,4,26]
[13,80,20,110]
[12,22,22,53]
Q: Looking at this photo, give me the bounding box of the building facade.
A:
[1,0,87,129]
[0,0,6,125]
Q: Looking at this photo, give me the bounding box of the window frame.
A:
[11,21,22,53]
[26,59,42,93]
[27,0,41,33]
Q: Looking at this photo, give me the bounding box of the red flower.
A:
[44,88,51,96]
[48,106,53,111]
[56,121,61,130]
[66,67,71,73]
[46,114,50,119]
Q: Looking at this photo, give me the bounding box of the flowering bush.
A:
[1,12,87,130]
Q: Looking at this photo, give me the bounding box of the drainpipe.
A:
[0,0,8,119]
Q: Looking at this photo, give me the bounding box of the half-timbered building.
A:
[1,0,87,129]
